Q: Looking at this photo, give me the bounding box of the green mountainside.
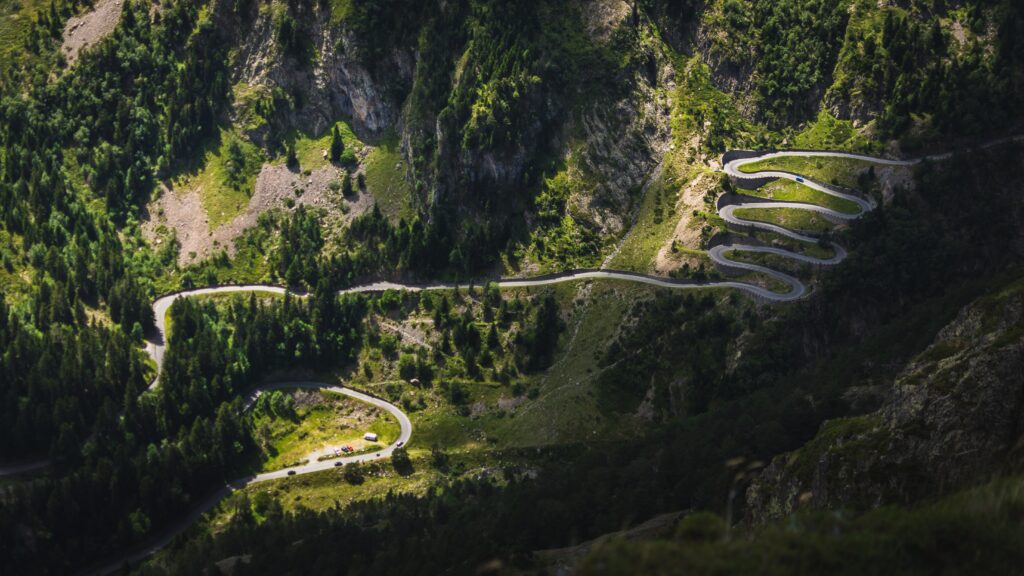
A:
[0,0,1022,574]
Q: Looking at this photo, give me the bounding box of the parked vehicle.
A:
[287,470,296,476]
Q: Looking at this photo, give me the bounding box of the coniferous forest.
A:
[1,0,1024,574]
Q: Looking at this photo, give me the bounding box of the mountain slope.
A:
[0,0,1023,574]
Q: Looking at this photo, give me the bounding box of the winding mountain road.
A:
[77,147,919,573]
[6,137,1019,573]
[83,308,415,575]
[710,143,1020,297]
[9,140,1024,483]
[4,143,1001,482]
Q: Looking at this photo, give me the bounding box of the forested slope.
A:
[0,0,1021,574]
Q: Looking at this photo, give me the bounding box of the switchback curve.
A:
[711,142,1019,298]
[15,135,1023,573]
[9,138,1021,481]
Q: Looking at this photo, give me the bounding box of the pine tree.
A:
[342,173,354,196]
[487,324,500,350]
[286,143,298,169]
[330,125,344,162]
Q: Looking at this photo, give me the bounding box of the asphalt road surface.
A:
[10,141,1008,481]
[15,136,1021,573]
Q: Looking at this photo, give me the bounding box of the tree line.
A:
[0,288,367,573]
[831,1,1024,139]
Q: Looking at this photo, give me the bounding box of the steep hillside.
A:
[0,0,1022,574]
[577,476,1024,575]
[748,275,1024,519]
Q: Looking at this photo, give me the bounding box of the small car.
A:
[795,177,805,183]
[334,461,343,467]
[396,441,404,447]
[287,470,296,476]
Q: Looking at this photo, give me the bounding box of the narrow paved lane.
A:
[23,135,1021,572]
[13,139,1021,482]
[84,380,413,576]
[3,142,995,480]
[238,382,413,482]
[0,459,50,477]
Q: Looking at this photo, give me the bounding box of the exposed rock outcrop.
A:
[61,0,124,65]
[568,55,675,238]
[746,279,1024,522]
[226,2,407,143]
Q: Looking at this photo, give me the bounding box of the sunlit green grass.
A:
[789,109,878,152]
[278,120,363,172]
[364,131,415,222]
[252,389,401,472]
[744,179,860,214]
[732,206,833,233]
[0,0,39,65]
[170,129,264,229]
[738,156,878,189]
[607,168,686,273]
[327,0,352,24]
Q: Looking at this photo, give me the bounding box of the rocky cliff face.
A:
[746,279,1024,522]
[224,1,409,143]
[563,49,674,237]
[218,0,676,239]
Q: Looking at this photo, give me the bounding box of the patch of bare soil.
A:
[877,165,915,205]
[291,389,322,410]
[578,0,631,42]
[379,318,434,350]
[654,172,712,275]
[950,20,967,48]
[144,163,374,267]
[61,0,123,64]
[497,396,525,412]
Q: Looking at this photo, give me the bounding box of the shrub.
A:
[398,354,418,380]
[343,462,364,484]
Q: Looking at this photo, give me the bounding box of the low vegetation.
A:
[170,129,264,229]
[363,131,414,222]
[250,389,399,471]
[743,179,861,214]
[578,476,1024,575]
[738,156,880,189]
[2,0,1023,574]
[732,206,833,233]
